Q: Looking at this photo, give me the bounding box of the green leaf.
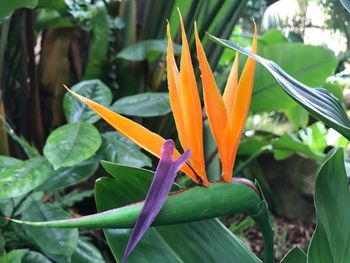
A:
[22,251,51,263]
[43,122,102,170]
[252,43,337,128]
[0,157,52,199]
[36,156,99,191]
[116,39,181,61]
[259,29,287,45]
[0,117,40,158]
[340,0,350,12]
[63,79,112,124]
[100,132,152,168]
[36,9,73,30]
[0,156,22,172]
[281,247,306,263]
[0,0,38,19]
[299,122,327,153]
[83,2,109,79]
[71,239,105,263]
[20,201,78,262]
[110,93,171,117]
[272,133,324,161]
[95,164,261,263]
[209,35,350,139]
[56,189,94,208]
[307,148,350,262]
[0,249,28,263]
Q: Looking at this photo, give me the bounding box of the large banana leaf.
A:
[208,35,350,140]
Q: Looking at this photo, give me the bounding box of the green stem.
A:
[234,146,272,176]
[251,201,274,263]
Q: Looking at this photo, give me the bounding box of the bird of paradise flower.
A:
[66,19,256,187]
[64,15,257,262]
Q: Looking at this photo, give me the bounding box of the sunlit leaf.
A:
[100,132,152,168]
[0,157,52,199]
[43,122,101,170]
[63,79,112,124]
[307,148,350,262]
[110,93,171,117]
[116,40,182,61]
[209,34,350,139]
[20,201,78,262]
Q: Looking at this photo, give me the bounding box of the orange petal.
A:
[178,13,207,185]
[194,23,232,181]
[64,86,198,182]
[227,23,258,182]
[223,52,239,116]
[166,23,188,153]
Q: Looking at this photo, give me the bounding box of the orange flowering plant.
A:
[7,14,269,263]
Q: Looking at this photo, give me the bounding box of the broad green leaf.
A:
[95,165,261,263]
[259,29,287,45]
[116,40,181,61]
[56,189,94,208]
[20,201,78,262]
[100,132,152,168]
[71,239,105,263]
[110,93,171,117]
[0,156,21,172]
[307,148,350,263]
[43,122,101,170]
[0,249,28,263]
[22,251,51,263]
[36,156,99,191]
[209,35,350,139]
[272,133,324,161]
[0,157,52,199]
[340,0,350,12]
[252,43,337,127]
[36,9,73,30]
[64,79,112,124]
[281,247,306,263]
[83,2,109,79]
[299,122,327,152]
[0,0,38,19]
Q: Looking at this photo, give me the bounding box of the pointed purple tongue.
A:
[122,139,191,262]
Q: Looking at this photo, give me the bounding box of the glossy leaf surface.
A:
[116,40,181,61]
[281,247,306,263]
[0,157,52,199]
[36,156,99,191]
[307,148,350,263]
[71,239,105,263]
[63,79,112,124]
[99,132,152,168]
[209,35,350,140]
[20,201,78,262]
[43,122,101,170]
[110,93,171,117]
[95,164,261,263]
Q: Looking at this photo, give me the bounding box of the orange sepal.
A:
[178,13,207,185]
[226,23,258,182]
[166,23,188,153]
[194,23,232,181]
[64,86,198,182]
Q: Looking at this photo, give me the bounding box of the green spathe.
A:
[9,182,260,228]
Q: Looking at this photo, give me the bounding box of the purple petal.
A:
[122,139,191,262]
